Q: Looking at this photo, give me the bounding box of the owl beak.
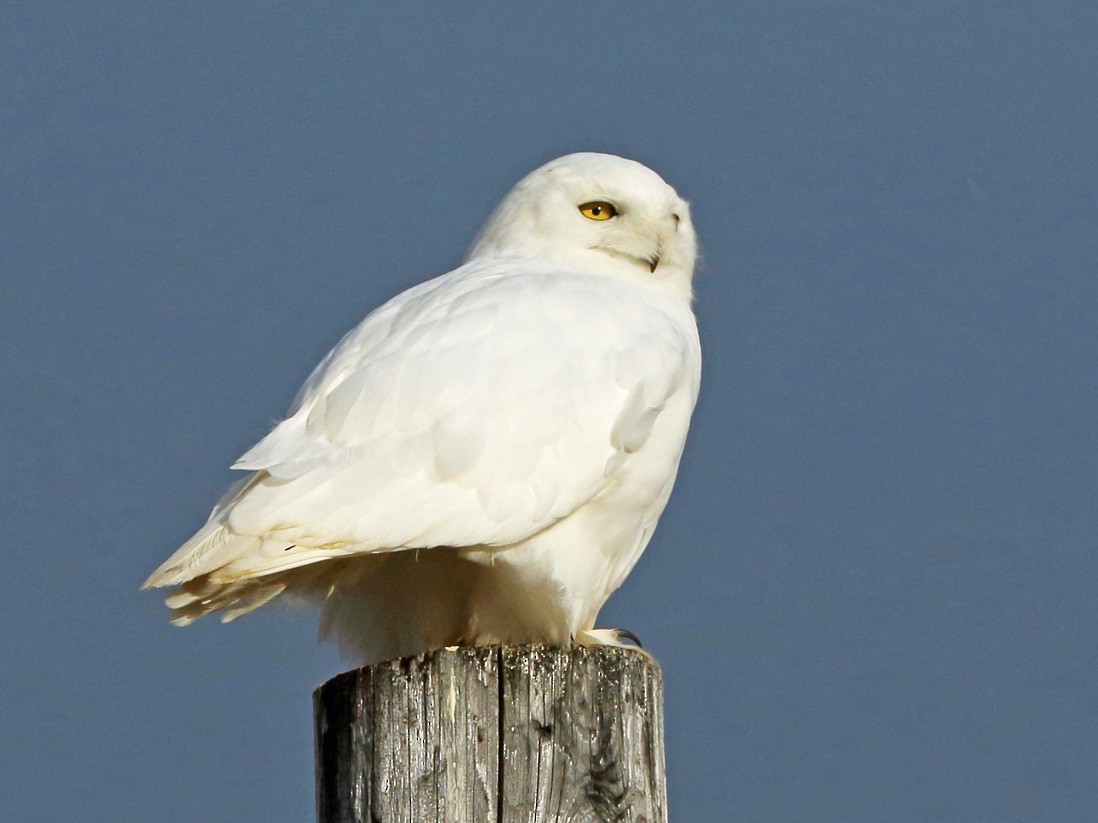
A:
[646,248,661,273]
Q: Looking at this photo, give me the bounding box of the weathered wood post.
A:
[314,644,667,822]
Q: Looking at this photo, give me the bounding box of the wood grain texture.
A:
[315,644,666,823]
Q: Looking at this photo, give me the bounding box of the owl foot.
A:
[575,628,644,649]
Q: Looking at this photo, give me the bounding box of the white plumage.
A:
[144,153,701,663]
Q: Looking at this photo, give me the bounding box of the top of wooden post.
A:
[315,644,667,822]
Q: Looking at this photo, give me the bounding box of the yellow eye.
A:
[578,201,618,221]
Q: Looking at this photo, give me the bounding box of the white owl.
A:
[144,153,701,663]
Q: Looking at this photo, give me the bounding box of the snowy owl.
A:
[144,152,701,663]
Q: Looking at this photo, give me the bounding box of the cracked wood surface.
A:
[315,645,667,822]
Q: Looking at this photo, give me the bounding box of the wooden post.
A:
[314,644,667,822]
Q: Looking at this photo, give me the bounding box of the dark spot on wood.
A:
[533,720,554,738]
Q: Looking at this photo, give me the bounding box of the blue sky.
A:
[3,3,1096,821]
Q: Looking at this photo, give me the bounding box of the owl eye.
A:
[578,201,619,221]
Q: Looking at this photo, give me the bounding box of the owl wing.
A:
[143,258,694,589]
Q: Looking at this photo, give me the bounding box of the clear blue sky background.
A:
[3,3,1096,821]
